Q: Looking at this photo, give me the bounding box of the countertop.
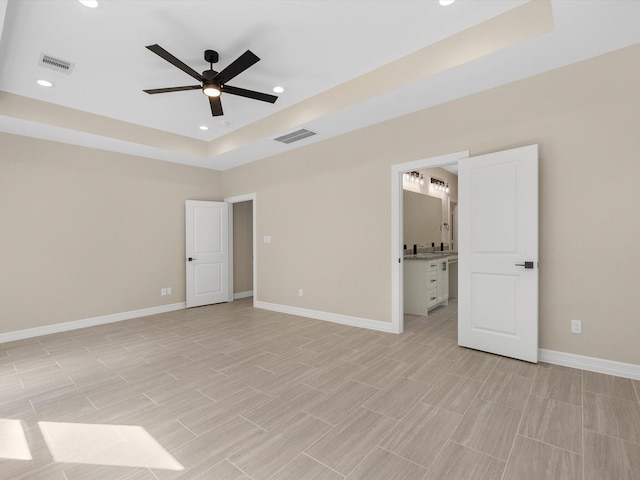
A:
[404,252,458,261]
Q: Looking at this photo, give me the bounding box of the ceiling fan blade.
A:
[146,44,205,83]
[223,85,278,103]
[209,96,224,117]
[143,85,201,94]
[214,50,260,85]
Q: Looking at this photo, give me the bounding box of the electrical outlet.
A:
[571,319,582,334]
[298,289,303,297]
[167,287,172,295]
[161,288,167,296]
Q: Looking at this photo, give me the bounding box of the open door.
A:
[458,145,538,362]
[185,200,229,308]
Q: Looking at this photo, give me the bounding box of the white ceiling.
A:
[1,0,639,170]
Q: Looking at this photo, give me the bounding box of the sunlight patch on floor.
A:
[0,419,32,460]
[38,422,184,471]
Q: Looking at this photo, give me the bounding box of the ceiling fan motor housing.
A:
[202,69,218,82]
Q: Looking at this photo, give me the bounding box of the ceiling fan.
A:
[143,44,278,117]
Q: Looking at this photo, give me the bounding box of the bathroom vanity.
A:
[404,253,455,316]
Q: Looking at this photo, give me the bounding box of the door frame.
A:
[225,193,257,306]
[391,151,469,333]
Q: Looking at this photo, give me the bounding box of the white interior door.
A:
[185,200,229,308]
[458,145,539,362]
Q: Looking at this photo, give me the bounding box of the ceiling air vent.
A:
[38,53,74,74]
[274,129,317,144]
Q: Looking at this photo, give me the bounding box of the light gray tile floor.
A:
[1,298,639,479]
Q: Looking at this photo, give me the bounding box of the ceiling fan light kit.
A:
[202,84,221,97]
[143,44,278,117]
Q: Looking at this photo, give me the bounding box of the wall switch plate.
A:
[298,289,303,297]
[161,288,167,296]
[571,319,581,334]
[167,287,172,295]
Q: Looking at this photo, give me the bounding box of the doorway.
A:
[393,145,539,362]
[225,193,257,305]
[391,151,469,333]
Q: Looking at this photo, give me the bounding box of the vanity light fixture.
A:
[430,177,450,193]
[404,171,425,186]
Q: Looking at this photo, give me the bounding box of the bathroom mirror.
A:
[403,190,442,248]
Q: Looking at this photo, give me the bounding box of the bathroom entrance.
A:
[392,145,539,363]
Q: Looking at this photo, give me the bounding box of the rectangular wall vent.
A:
[274,129,317,144]
[38,53,74,74]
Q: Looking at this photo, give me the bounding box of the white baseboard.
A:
[0,302,186,344]
[233,290,254,300]
[255,301,399,334]
[539,348,640,380]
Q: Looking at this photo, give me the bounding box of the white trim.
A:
[0,303,185,345]
[539,348,640,380]
[233,290,254,300]
[391,151,469,334]
[255,301,398,334]
[227,201,235,302]
[224,193,257,308]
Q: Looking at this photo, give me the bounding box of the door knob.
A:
[515,261,534,269]
[187,257,197,262]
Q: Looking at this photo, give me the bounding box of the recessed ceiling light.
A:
[273,86,284,94]
[78,0,100,8]
[439,0,456,5]
[219,121,230,126]
[36,79,53,87]
[199,125,209,131]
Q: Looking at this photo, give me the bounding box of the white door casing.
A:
[185,200,229,308]
[458,144,539,362]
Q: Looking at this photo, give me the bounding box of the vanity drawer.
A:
[428,271,438,285]
[428,291,439,308]
[427,261,438,271]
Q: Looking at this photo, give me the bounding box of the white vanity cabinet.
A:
[404,256,450,316]
[437,258,449,305]
[427,260,439,309]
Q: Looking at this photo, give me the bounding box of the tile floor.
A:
[1,298,639,479]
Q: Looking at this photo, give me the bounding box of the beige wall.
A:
[0,134,221,332]
[232,200,253,294]
[223,45,640,365]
